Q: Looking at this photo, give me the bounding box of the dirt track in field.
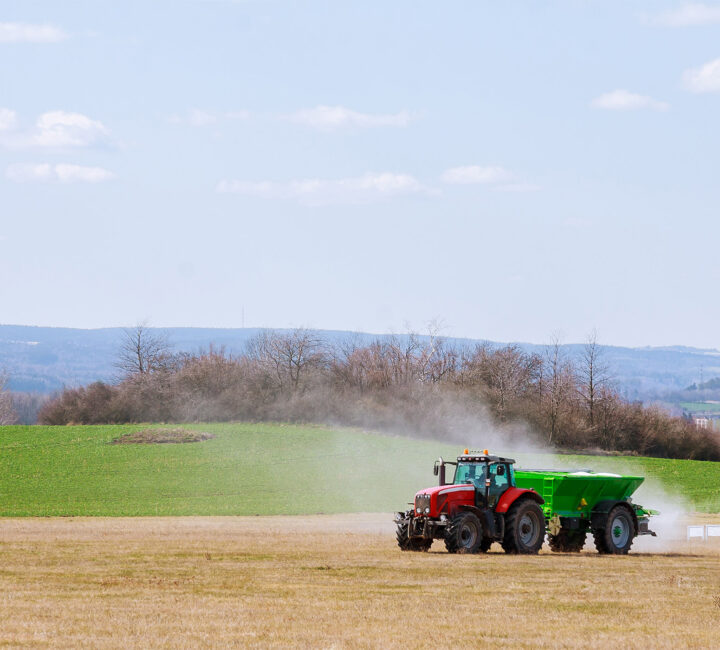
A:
[1,514,719,648]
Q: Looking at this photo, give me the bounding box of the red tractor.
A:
[395,450,545,554]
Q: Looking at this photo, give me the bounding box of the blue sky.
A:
[1,1,720,347]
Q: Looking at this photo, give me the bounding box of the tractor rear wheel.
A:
[593,505,634,555]
[548,529,587,553]
[444,512,483,554]
[502,499,545,554]
[396,521,433,552]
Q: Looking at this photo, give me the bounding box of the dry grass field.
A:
[1,515,719,649]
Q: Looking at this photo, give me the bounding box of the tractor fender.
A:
[457,504,484,518]
[458,504,496,539]
[590,500,637,532]
[495,487,544,514]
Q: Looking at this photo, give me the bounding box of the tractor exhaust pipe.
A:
[434,457,446,486]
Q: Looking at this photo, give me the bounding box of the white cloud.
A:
[287,105,413,130]
[6,163,115,183]
[0,108,17,131]
[168,109,251,126]
[0,110,111,149]
[54,164,115,182]
[32,111,109,147]
[0,22,67,43]
[217,172,428,205]
[683,58,720,93]
[654,3,720,26]
[591,90,669,111]
[440,165,539,192]
[440,165,513,185]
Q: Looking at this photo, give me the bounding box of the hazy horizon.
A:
[2,321,720,352]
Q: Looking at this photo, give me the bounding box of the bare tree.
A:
[595,384,620,449]
[415,321,458,384]
[543,333,574,445]
[329,336,389,392]
[116,323,174,378]
[247,329,326,393]
[460,343,541,422]
[9,392,49,424]
[385,333,421,386]
[422,337,459,384]
[577,329,609,427]
[0,372,18,425]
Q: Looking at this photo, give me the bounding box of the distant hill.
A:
[1,324,719,401]
[684,376,720,392]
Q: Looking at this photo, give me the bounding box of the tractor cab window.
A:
[487,463,511,506]
[454,463,486,487]
[489,463,509,489]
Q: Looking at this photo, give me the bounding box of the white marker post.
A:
[687,525,706,541]
[706,525,720,539]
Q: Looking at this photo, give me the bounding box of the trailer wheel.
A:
[593,505,634,555]
[502,499,545,554]
[548,529,586,553]
[396,521,432,552]
[444,512,482,554]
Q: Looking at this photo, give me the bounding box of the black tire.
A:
[592,528,609,554]
[444,512,483,554]
[548,529,587,553]
[593,505,635,555]
[502,499,545,554]
[396,521,432,552]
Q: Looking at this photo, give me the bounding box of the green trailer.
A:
[515,468,657,553]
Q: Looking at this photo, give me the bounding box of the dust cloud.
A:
[317,393,702,553]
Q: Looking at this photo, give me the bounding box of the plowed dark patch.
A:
[111,428,215,444]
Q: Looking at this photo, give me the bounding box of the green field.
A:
[680,401,720,413]
[0,423,718,516]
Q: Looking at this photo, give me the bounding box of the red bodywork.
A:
[495,487,544,513]
[415,484,542,517]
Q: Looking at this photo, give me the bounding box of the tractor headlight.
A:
[424,507,430,514]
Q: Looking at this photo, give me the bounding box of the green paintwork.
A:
[514,469,645,520]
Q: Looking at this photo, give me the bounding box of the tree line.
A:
[36,326,720,461]
[0,372,15,425]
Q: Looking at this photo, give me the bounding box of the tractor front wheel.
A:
[593,505,635,555]
[502,499,545,554]
[444,512,483,554]
[396,521,432,552]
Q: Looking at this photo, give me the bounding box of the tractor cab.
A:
[437,449,517,508]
